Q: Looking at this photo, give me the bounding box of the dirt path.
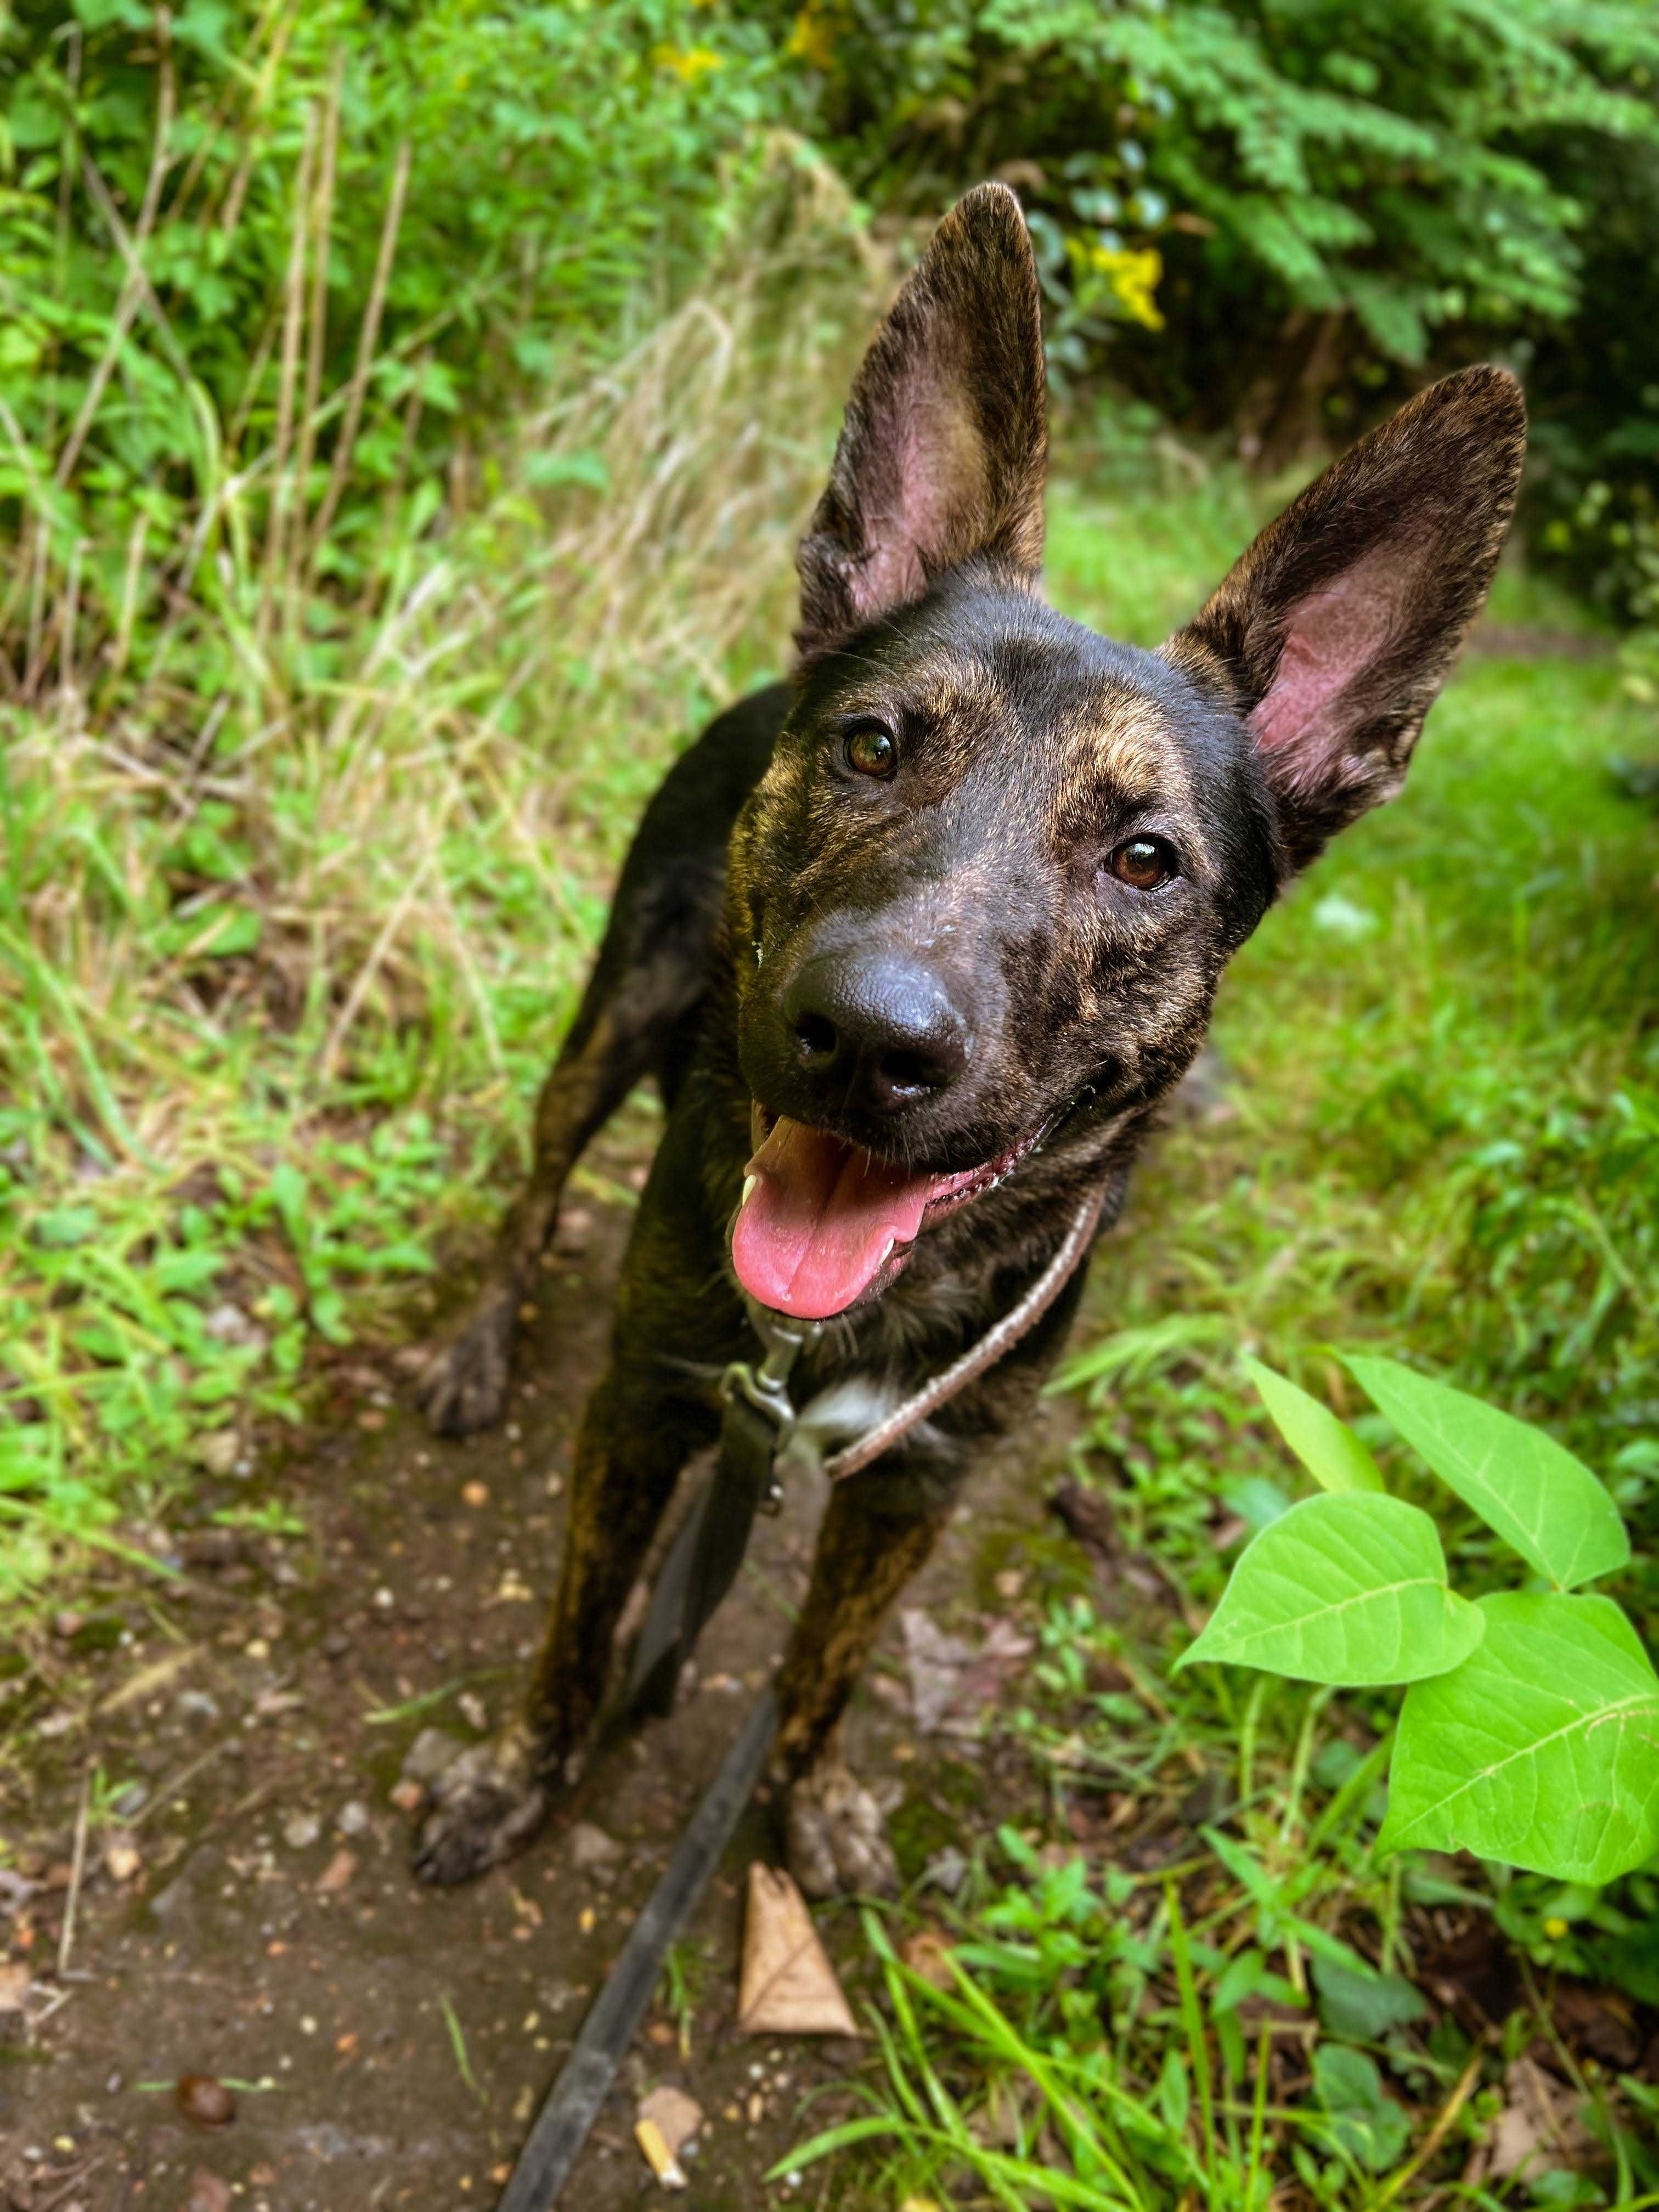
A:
[0,1111,1081,2212]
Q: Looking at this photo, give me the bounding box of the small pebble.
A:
[175,2074,236,2129]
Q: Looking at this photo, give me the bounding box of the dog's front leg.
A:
[773,1467,954,1899]
[413,1362,716,1883]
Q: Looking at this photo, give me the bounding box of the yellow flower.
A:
[1544,1915,1569,1940]
[1070,239,1166,331]
[786,4,838,69]
[652,43,724,82]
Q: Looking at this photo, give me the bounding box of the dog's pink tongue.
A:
[731,1117,933,1319]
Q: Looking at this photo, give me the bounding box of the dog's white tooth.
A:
[879,1235,895,1266]
[741,1175,758,1209]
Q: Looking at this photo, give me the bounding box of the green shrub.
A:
[771,0,1659,454]
[0,0,791,695]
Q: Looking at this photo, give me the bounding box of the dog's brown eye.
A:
[843,722,897,779]
[1108,837,1177,890]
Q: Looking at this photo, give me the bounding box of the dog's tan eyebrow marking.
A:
[1059,684,1190,811]
[915,657,1010,723]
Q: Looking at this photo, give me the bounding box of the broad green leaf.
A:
[1380,1592,1659,1884]
[1312,2045,1411,2172]
[1243,1355,1385,1494]
[1176,1494,1485,1686]
[1346,1357,1628,1589]
[1312,1958,1427,2041]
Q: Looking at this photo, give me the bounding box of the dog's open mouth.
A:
[730,1109,1041,1319]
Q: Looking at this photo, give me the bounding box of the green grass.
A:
[0,218,872,1606]
[797,470,1659,2209]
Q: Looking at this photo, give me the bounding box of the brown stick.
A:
[54,18,176,489]
[56,1772,91,1980]
[213,0,298,237]
[307,137,410,563]
[291,45,343,617]
[259,98,316,639]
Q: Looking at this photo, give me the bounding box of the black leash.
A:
[624,1307,811,1718]
[495,1689,778,2212]
[495,1181,1107,2209]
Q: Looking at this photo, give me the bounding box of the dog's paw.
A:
[410,1728,549,1884]
[785,1757,900,1901]
[418,1293,516,1437]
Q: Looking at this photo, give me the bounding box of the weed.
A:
[0,163,881,1611]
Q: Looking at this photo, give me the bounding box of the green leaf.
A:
[33,1204,99,1248]
[1345,1357,1628,1588]
[1156,2048,1190,2136]
[1312,1958,1427,2041]
[1243,1355,1385,1494]
[1311,2045,1410,2171]
[1380,1592,1659,1884]
[1176,1494,1485,1686]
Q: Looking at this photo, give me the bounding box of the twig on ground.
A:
[1373,2052,1482,2207]
[57,1769,92,1980]
[131,1737,238,1831]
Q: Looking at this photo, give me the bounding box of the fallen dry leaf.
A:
[900,1928,956,1990]
[902,1610,973,1732]
[737,1864,857,2036]
[900,1609,1033,1734]
[183,2169,231,2212]
[316,1848,357,1894]
[637,2085,703,2160]
[568,1820,622,1876]
[0,1962,30,2013]
[1487,2057,1593,2181]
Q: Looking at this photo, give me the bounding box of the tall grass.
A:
[0,151,883,1600]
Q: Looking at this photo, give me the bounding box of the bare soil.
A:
[0,1113,1075,2212]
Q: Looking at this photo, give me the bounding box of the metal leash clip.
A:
[720,1301,818,1514]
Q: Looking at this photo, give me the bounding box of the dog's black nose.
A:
[783,951,970,1115]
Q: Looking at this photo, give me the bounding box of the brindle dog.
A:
[411,184,1526,1889]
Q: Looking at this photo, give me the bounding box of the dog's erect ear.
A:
[1166,366,1526,868]
[795,182,1047,659]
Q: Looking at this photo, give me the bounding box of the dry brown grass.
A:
[0,146,889,1581]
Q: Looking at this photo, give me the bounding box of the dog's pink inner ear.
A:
[850,381,991,626]
[1250,543,1410,763]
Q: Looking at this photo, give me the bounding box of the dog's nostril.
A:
[793,1011,838,1064]
[878,1047,937,1094]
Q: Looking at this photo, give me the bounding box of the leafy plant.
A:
[1179,1355,1658,1886]
[773,0,1659,439]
